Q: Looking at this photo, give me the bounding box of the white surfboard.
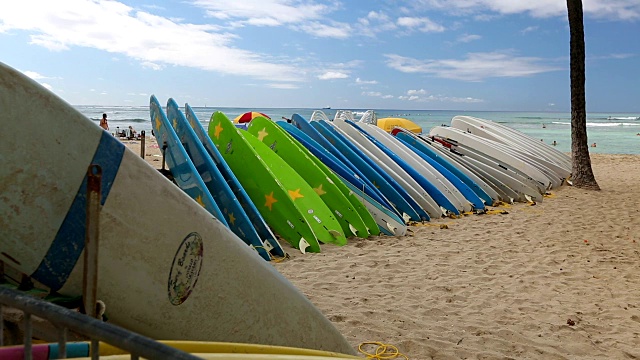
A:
[359,123,471,213]
[329,120,444,219]
[0,62,355,355]
[450,116,571,180]
[451,115,572,170]
[429,126,554,190]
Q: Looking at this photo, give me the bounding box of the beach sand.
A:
[128,136,640,359]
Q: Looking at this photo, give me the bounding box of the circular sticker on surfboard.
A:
[168,232,204,305]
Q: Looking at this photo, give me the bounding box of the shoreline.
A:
[124,136,640,359]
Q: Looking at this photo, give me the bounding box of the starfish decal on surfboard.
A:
[264,191,277,211]
[214,122,224,139]
[257,128,269,141]
[313,184,327,196]
[288,189,304,201]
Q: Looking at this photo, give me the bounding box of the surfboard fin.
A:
[401,212,411,224]
[262,240,274,252]
[328,229,342,238]
[386,223,398,235]
[348,223,359,237]
[298,238,311,254]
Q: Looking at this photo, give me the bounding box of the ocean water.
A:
[76,105,640,155]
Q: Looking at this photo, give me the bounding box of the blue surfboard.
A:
[166,99,271,261]
[277,121,392,211]
[150,95,228,226]
[311,120,426,222]
[184,104,285,258]
[345,120,459,216]
[289,114,391,209]
[395,131,494,206]
[395,135,486,211]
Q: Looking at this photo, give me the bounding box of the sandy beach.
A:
[128,135,640,359]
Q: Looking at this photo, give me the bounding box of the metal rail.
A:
[0,287,202,359]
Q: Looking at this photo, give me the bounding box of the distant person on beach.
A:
[282,116,292,123]
[542,123,546,128]
[100,113,109,131]
[591,142,597,148]
[128,126,137,139]
[552,140,557,146]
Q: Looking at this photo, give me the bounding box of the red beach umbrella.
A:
[233,111,271,124]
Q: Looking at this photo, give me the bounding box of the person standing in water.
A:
[100,113,109,131]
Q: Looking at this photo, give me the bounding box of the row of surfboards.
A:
[154,98,573,259]
[285,111,570,218]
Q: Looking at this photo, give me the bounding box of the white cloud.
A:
[399,93,484,103]
[406,0,640,20]
[397,17,446,33]
[192,0,333,24]
[355,11,397,37]
[296,21,352,39]
[141,62,164,71]
[266,83,300,89]
[457,33,481,43]
[0,0,303,82]
[355,77,378,85]
[318,71,349,80]
[22,70,60,80]
[385,51,562,81]
[520,26,538,35]
[192,0,353,38]
[40,83,53,91]
[362,91,394,98]
[407,89,427,95]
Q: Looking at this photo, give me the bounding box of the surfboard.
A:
[447,119,565,189]
[429,126,553,190]
[0,62,355,355]
[310,120,423,222]
[360,122,475,212]
[166,99,271,261]
[278,121,392,213]
[336,119,458,216]
[392,133,486,210]
[183,104,285,258]
[150,95,229,226]
[273,122,380,236]
[0,340,360,360]
[245,117,370,238]
[289,114,394,212]
[207,111,345,251]
[312,120,432,221]
[409,132,502,205]
[451,115,571,171]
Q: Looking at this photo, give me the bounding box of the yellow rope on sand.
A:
[358,341,408,359]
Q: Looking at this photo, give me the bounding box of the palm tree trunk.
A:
[567,0,599,190]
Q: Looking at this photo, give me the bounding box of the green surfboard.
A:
[275,122,381,236]
[247,117,377,238]
[208,112,346,252]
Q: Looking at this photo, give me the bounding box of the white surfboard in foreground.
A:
[0,61,355,356]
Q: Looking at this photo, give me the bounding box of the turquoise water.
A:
[76,105,640,155]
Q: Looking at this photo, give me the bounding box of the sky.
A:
[0,0,639,111]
